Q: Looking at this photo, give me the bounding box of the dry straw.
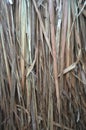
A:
[0,0,86,129]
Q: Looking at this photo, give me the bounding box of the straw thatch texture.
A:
[0,0,86,130]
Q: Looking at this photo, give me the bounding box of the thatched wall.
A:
[0,0,86,129]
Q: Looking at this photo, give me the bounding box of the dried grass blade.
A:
[0,25,11,89]
[26,47,38,77]
[49,0,60,115]
[66,0,71,68]
[32,0,52,54]
[56,0,62,60]
[20,0,27,89]
[60,0,68,72]
[58,62,77,77]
